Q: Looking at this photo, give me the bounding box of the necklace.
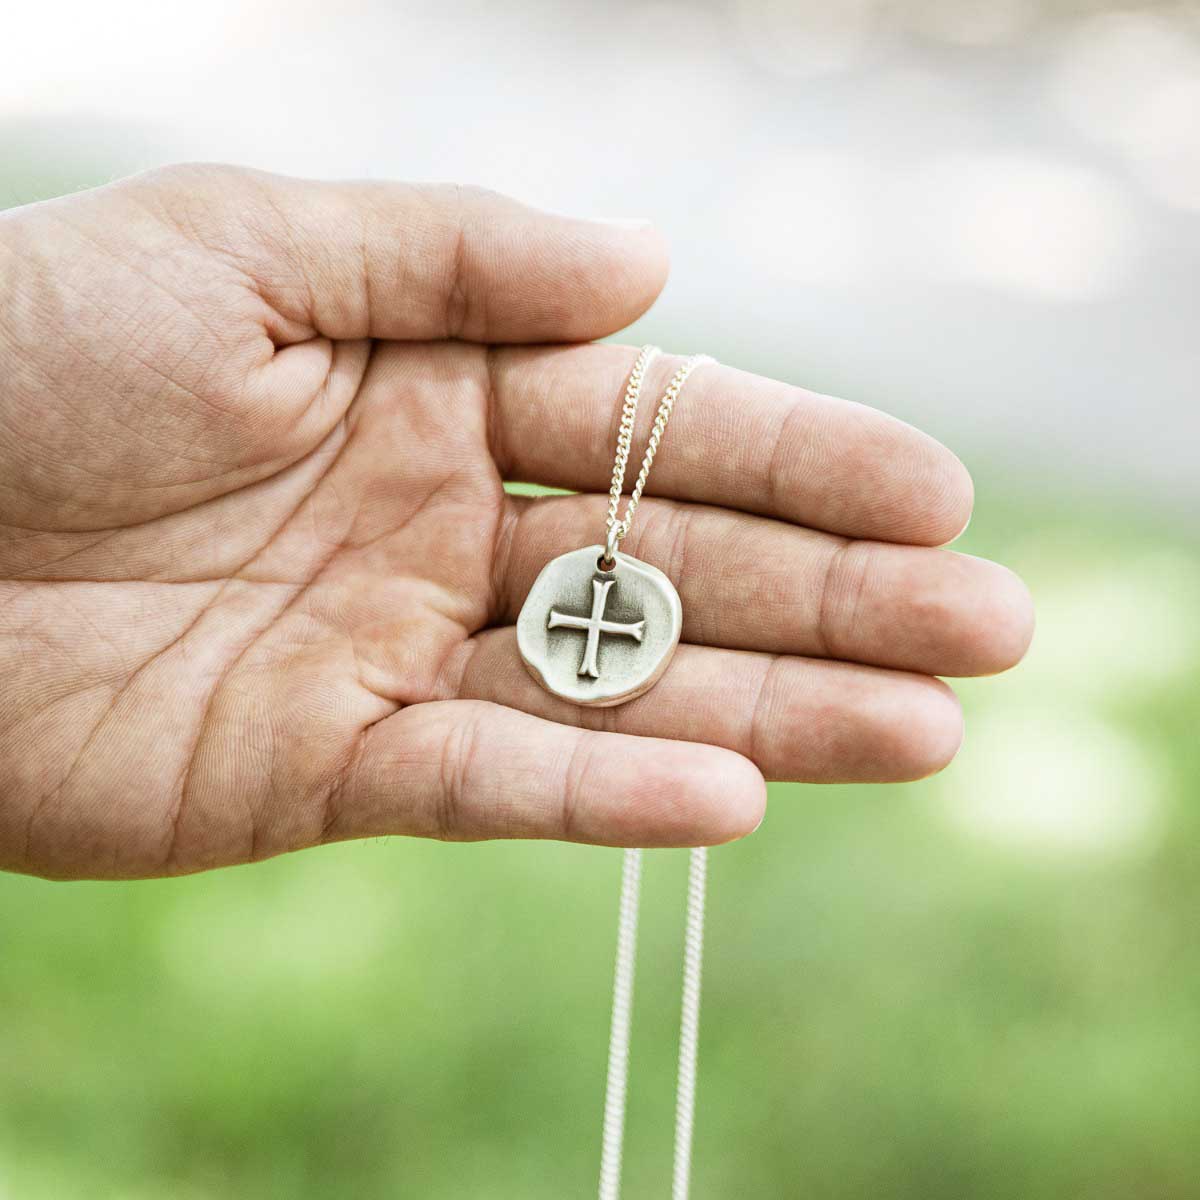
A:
[516,345,712,707]
[516,347,715,1199]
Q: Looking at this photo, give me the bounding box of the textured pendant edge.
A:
[516,545,682,708]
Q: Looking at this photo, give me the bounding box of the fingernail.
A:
[587,217,654,229]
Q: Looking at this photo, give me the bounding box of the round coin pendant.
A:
[517,545,683,707]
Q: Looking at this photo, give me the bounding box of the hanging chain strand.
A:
[598,848,643,1200]
[671,846,708,1200]
[597,848,710,1200]
[596,347,715,1200]
[604,344,659,544]
[604,346,715,563]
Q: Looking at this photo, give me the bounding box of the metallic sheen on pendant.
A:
[516,346,712,709]
[517,545,683,707]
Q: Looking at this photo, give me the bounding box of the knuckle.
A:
[449,182,503,209]
[559,732,595,841]
[636,501,693,594]
[817,539,869,659]
[437,711,483,841]
[129,161,250,199]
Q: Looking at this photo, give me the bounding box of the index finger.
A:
[490,344,974,545]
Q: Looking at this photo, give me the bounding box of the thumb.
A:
[139,164,670,344]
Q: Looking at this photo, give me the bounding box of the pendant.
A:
[517,545,683,707]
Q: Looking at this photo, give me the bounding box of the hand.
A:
[0,165,1033,880]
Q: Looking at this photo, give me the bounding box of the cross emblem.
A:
[547,578,646,679]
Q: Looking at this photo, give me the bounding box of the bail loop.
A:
[603,525,622,569]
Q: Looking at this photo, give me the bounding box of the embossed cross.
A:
[547,579,645,678]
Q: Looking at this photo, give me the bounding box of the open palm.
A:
[0,166,1032,880]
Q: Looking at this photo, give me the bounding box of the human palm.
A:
[0,165,1032,879]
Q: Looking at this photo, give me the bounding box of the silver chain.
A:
[597,346,715,1200]
[598,846,709,1200]
[604,346,715,563]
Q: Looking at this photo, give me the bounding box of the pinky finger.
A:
[327,699,766,849]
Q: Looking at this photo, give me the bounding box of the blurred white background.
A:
[3,0,1198,510]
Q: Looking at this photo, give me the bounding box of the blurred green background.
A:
[3,1,1200,1196]
[5,495,1200,1199]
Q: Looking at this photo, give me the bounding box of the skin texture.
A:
[0,165,1034,880]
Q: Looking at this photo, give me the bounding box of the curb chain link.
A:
[604,346,715,560]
